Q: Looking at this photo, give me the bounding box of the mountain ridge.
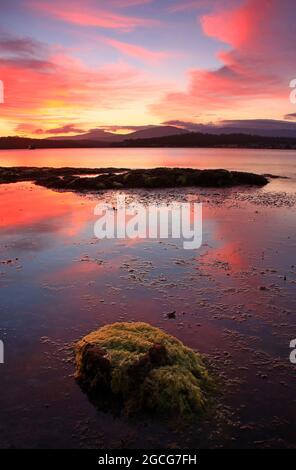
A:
[46,125,188,142]
[2,131,296,150]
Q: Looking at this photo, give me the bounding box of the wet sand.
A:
[0,172,295,448]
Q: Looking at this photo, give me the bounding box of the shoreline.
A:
[1,147,296,152]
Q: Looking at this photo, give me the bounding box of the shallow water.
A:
[0,147,295,176]
[0,149,296,448]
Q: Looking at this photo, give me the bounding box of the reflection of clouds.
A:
[1,180,294,281]
[198,206,258,275]
[1,220,66,236]
[0,182,93,236]
[3,234,57,253]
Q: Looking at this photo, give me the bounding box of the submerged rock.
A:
[75,322,214,419]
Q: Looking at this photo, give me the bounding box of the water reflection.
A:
[0,148,295,180]
[0,180,296,448]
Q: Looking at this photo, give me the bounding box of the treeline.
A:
[0,137,106,149]
[117,132,296,149]
[1,132,296,149]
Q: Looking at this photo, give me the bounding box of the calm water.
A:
[0,148,296,448]
[0,147,295,177]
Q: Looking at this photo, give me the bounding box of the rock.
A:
[166,311,177,319]
[75,322,214,420]
[75,343,111,408]
[0,166,270,192]
[148,343,168,366]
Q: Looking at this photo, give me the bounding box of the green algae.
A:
[75,322,214,420]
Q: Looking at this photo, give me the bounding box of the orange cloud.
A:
[0,34,172,136]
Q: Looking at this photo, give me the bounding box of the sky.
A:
[0,0,296,137]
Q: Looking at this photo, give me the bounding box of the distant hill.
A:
[126,125,188,140]
[47,129,122,142]
[1,132,296,150]
[164,119,296,139]
[116,132,296,149]
[202,125,296,139]
[0,137,107,149]
[3,120,296,150]
[47,125,188,142]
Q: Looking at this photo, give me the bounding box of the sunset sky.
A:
[0,0,295,137]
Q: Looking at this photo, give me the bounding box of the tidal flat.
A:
[0,149,295,448]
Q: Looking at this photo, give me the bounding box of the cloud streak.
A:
[103,37,175,63]
[29,0,160,32]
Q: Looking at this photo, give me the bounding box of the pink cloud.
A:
[15,123,85,135]
[29,0,160,32]
[0,36,44,56]
[169,0,222,13]
[0,34,171,136]
[1,57,165,111]
[201,5,251,47]
[103,37,175,63]
[15,123,44,135]
[153,0,295,120]
[109,0,154,7]
[169,0,239,14]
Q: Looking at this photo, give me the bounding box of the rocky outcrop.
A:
[75,322,215,419]
[0,166,269,191]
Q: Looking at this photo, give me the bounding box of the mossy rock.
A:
[176,175,187,186]
[111,181,124,189]
[75,322,214,420]
[95,182,106,190]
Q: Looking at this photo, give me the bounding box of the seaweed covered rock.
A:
[75,322,214,419]
[0,166,270,191]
